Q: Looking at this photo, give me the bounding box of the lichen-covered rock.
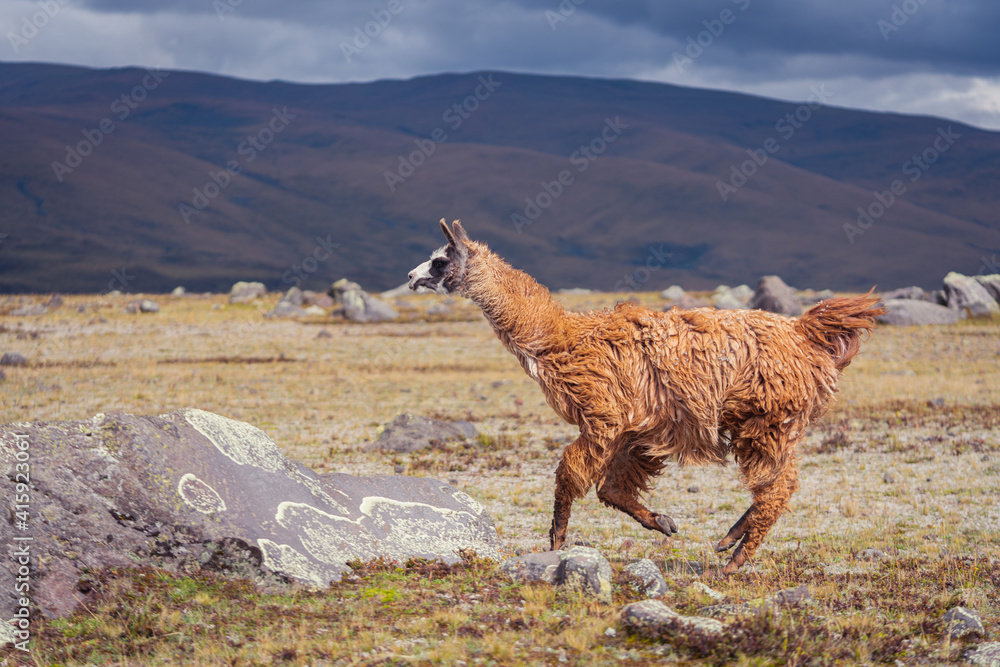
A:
[0,353,27,367]
[329,278,398,322]
[0,410,502,625]
[770,584,812,606]
[966,642,1000,667]
[265,301,308,318]
[975,275,1000,303]
[624,558,669,597]
[369,413,477,453]
[943,606,984,639]
[621,599,724,638]
[559,546,612,602]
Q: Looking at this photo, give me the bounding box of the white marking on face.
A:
[408,244,452,294]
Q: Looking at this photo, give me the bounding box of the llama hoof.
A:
[654,514,678,535]
[721,560,741,576]
[715,537,738,553]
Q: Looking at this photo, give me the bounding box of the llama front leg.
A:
[550,437,601,550]
[595,443,676,537]
[715,506,753,553]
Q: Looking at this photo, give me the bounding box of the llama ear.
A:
[450,220,470,243]
[439,218,457,246]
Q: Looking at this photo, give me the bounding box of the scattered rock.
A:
[713,292,749,310]
[943,606,984,639]
[857,548,885,561]
[975,274,1000,303]
[966,642,1000,667]
[139,299,159,313]
[46,294,64,308]
[500,547,612,601]
[883,472,895,484]
[0,352,28,367]
[230,281,267,304]
[882,286,927,301]
[877,299,964,325]
[624,559,669,597]
[302,291,334,308]
[10,304,47,317]
[699,599,777,620]
[621,599,724,638]
[303,305,327,316]
[770,584,812,606]
[660,286,685,301]
[0,410,502,621]
[690,581,726,602]
[282,286,304,307]
[687,485,699,493]
[499,551,562,585]
[750,276,802,316]
[265,301,308,318]
[171,286,187,297]
[380,283,413,299]
[316,329,333,339]
[943,272,999,317]
[426,302,452,317]
[367,413,477,453]
[330,279,398,323]
[558,288,593,295]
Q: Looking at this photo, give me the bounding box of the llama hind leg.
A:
[550,437,601,550]
[595,446,676,537]
[723,462,800,575]
[715,506,753,553]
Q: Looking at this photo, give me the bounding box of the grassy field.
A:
[2,291,999,666]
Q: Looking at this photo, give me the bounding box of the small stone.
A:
[558,546,612,602]
[11,304,48,317]
[943,606,984,639]
[0,352,28,367]
[770,584,812,606]
[690,581,726,602]
[857,549,885,561]
[499,551,562,585]
[171,286,187,297]
[687,485,699,493]
[265,301,307,318]
[393,464,405,474]
[139,300,159,313]
[229,281,267,304]
[883,472,895,484]
[303,305,327,316]
[621,599,724,638]
[603,627,616,637]
[624,558,669,597]
[966,642,1000,667]
[316,330,333,339]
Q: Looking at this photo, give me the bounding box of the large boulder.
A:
[368,413,477,453]
[229,281,267,304]
[0,410,501,627]
[882,286,927,301]
[943,272,999,317]
[750,275,803,316]
[877,299,964,326]
[975,275,1000,303]
[329,279,398,323]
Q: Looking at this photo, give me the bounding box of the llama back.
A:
[795,291,885,371]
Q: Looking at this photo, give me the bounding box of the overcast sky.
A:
[4,0,1000,129]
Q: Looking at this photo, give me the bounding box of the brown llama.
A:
[408,220,885,574]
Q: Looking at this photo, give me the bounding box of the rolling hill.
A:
[1,62,998,294]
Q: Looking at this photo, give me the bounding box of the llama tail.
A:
[795,289,886,371]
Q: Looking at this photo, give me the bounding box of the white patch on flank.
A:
[178,473,227,514]
[525,355,539,380]
[182,408,285,473]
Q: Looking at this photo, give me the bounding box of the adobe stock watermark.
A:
[716,84,833,201]
[100,266,135,295]
[844,126,960,244]
[51,67,168,181]
[382,74,501,192]
[214,0,242,20]
[8,0,70,54]
[546,0,586,30]
[178,106,297,224]
[282,236,341,287]
[340,0,408,63]
[877,0,928,40]
[672,0,750,73]
[613,245,674,292]
[511,116,629,233]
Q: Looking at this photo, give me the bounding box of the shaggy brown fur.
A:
[412,220,885,574]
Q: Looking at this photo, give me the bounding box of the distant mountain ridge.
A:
[0,62,997,293]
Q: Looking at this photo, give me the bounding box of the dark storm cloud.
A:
[4,0,999,128]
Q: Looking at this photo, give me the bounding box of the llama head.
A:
[408,219,471,295]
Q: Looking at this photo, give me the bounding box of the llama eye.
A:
[432,259,447,268]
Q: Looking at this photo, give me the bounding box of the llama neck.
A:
[462,246,572,360]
